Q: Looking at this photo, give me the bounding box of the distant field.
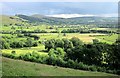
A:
[96,34,118,44]
[2,44,48,56]
[91,28,118,32]
[2,57,117,76]
[33,33,107,43]
[2,32,117,44]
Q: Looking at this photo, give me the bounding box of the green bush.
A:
[55,58,66,67]
[21,53,31,61]
[89,65,97,71]
[97,67,106,72]
[2,53,11,58]
[19,51,44,62]
[66,59,75,68]
[77,62,90,71]
[33,42,38,47]
[2,53,18,59]
[0,39,10,49]
[11,51,16,54]
[78,62,85,70]
[106,70,115,74]
[48,56,58,65]
[37,55,48,64]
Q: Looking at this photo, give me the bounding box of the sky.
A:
[0,0,119,2]
[1,2,118,18]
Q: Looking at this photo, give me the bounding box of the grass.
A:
[91,28,118,32]
[1,15,119,76]
[96,34,118,44]
[33,33,107,43]
[2,57,117,76]
[0,15,23,25]
[1,44,48,56]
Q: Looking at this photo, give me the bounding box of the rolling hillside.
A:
[1,14,117,28]
[0,15,28,25]
[16,14,117,26]
[2,57,117,76]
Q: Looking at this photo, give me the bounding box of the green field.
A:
[96,34,118,44]
[2,44,48,56]
[2,57,117,76]
[32,33,108,43]
[1,14,119,76]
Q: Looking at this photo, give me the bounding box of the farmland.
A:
[1,14,120,76]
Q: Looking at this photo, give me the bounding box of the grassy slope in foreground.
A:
[2,57,117,76]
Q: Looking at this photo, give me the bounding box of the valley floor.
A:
[2,57,118,76]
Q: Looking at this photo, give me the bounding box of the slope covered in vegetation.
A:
[2,57,117,76]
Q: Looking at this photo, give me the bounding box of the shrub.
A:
[34,54,49,64]
[2,53,11,58]
[55,58,66,67]
[40,56,49,64]
[17,51,49,64]
[11,51,16,54]
[89,65,97,71]
[0,39,10,49]
[37,57,43,63]
[70,37,83,47]
[66,59,75,68]
[81,64,90,71]
[32,51,39,59]
[46,56,57,65]
[97,67,105,72]
[22,52,31,61]
[3,52,19,59]
[17,34,24,37]
[78,62,85,70]
[45,40,55,51]
[48,48,66,59]
[33,42,38,47]
[77,62,90,71]
[106,70,115,74]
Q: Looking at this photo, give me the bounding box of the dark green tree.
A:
[55,39,64,48]
[62,38,73,52]
[25,38,33,47]
[45,39,55,51]
[70,37,83,47]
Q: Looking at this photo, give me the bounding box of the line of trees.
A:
[1,36,38,49]
[2,37,119,75]
[2,36,120,74]
[44,37,120,72]
[61,29,116,34]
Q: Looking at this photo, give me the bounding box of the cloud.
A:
[46,14,96,18]
[46,13,117,18]
[1,2,117,15]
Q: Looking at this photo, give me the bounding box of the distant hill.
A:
[0,15,28,26]
[16,14,65,25]
[1,14,117,28]
[16,14,117,27]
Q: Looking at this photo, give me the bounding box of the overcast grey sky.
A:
[1,2,118,17]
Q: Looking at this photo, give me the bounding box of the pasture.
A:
[2,57,117,76]
[32,33,108,43]
[96,34,118,44]
[2,44,48,56]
